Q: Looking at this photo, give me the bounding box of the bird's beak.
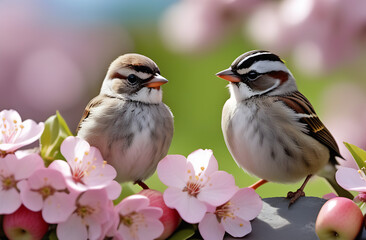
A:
[216,68,241,83]
[144,74,168,89]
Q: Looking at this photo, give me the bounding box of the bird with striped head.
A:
[217,50,352,205]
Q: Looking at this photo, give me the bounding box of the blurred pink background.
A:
[1,0,366,171]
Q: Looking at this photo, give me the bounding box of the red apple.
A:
[316,197,363,240]
[3,205,49,240]
[139,189,181,239]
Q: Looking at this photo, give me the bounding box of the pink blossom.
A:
[157,149,238,223]
[18,168,77,223]
[198,188,262,240]
[49,136,117,193]
[247,0,366,73]
[336,166,366,193]
[105,180,122,201]
[160,0,261,53]
[100,201,119,239]
[0,109,44,154]
[0,153,44,214]
[114,194,164,240]
[0,1,132,131]
[139,189,181,240]
[56,189,111,240]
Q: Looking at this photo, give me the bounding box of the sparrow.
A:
[76,53,174,186]
[217,50,353,204]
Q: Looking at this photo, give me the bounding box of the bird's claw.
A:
[286,189,305,206]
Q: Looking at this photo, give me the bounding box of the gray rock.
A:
[225,197,326,240]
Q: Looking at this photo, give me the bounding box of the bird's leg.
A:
[286,174,312,206]
[135,180,150,190]
[249,179,268,190]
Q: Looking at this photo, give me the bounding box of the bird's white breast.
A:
[222,97,329,183]
[77,98,173,182]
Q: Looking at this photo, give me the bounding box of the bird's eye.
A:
[127,74,138,84]
[246,71,259,81]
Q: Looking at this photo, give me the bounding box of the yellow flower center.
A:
[1,174,16,190]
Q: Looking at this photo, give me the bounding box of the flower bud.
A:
[139,189,181,239]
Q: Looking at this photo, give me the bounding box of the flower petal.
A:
[117,195,150,215]
[49,160,72,178]
[0,110,44,152]
[230,188,262,221]
[27,168,67,190]
[336,166,366,192]
[117,224,134,240]
[78,189,109,222]
[222,216,252,238]
[86,219,103,240]
[135,216,164,240]
[157,154,188,188]
[9,154,44,180]
[83,163,117,189]
[187,149,218,176]
[198,171,237,206]
[163,187,206,223]
[198,212,225,240]
[57,214,88,240]
[18,180,43,211]
[105,180,122,200]
[0,188,21,214]
[43,192,77,223]
[60,136,90,164]
[138,207,163,220]
[11,120,44,149]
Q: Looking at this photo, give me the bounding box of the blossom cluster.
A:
[157,149,262,239]
[0,110,165,240]
[0,109,263,240]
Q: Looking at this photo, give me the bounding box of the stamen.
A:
[358,167,366,181]
[1,175,16,190]
[183,181,202,197]
[39,185,55,200]
[76,205,95,218]
[214,201,237,222]
[119,211,147,238]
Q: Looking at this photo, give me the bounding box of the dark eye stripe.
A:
[235,53,283,70]
[131,65,153,74]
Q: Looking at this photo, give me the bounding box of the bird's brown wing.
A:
[76,95,105,134]
[276,91,342,161]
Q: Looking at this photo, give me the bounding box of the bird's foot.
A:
[135,180,150,190]
[286,189,305,207]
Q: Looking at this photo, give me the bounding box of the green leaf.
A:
[344,142,366,169]
[40,111,73,166]
[357,201,366,215]
[48,230,58,240]
[168,222,196,240]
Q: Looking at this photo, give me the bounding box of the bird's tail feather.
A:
[318,163,354,199]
